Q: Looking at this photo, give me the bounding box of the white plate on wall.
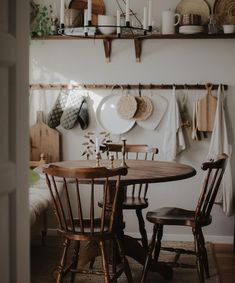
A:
[136,94,168,130]
[96,94,136,135]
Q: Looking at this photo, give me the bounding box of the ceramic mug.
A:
[223,24,235,34]
[161,10,180,34]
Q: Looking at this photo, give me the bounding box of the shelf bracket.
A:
[103,39,112,63]
[134,38,142,63]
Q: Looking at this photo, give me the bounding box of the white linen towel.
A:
[162,86,186,161]
[208,85,234,216]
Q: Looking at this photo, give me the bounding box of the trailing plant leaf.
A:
[30,3,56,37]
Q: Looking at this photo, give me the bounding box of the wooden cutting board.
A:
[69,0,105,25]
[197,84,217,132]
[69,0,105,13]
[30,111,61,163]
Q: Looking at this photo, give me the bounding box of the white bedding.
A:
[29,170,64,226]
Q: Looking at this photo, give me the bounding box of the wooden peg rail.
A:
[29,83,228,91]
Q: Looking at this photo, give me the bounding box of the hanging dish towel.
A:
[208,85,234,216]
[78,98,89,130]
[162,86,186,161]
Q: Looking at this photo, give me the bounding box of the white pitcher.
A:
[161,10,180,34]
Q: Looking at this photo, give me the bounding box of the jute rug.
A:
[31,237,220,283]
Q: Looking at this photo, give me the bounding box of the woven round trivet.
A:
[134,96,153,121]
[117,95,138,120]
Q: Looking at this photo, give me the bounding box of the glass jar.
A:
[208,14,219,34]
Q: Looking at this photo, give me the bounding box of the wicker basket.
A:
[134,96,153,121]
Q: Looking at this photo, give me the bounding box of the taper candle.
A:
[126,0,130,23]
[148,0,152,27]
[60,0,65,27]
[117,10,121,34]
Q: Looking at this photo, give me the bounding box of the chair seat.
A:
[59,218,112,240]
[98,197,148,210]
[146,207,212,227]
[123,197,148,209]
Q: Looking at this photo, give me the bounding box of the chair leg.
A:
[141,224,159,283]
[136,209,149,251]
[111,239,117,283]
[41,210,47,246]
[57,238,71,283]
[193,228,205,283]
[100,240,111,283]
[115,235,133,283]
[198,227,210,278]
[70,241,80,283]
[154,224,163,261]
[89,258,96,269]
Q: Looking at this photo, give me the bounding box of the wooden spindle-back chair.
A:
[43,165,133,283]
[141,154,228,283]
[103,143,159,251]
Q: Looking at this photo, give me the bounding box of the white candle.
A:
[87,0,92,22]
[84,9,88,33]
[95,138,100,153]
[117,10,121,34]
[60,0,65,26]
[148,0,152,27]
[143,6,147,30]
[126,0,130,23]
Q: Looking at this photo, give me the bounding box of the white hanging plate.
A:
[137,94,168,130]
[96,94,136,135]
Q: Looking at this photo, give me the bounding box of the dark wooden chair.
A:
[102,143,158,251]
[43,165,133,283]
[141,154,228,283]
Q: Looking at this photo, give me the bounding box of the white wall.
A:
[30,0,235,242]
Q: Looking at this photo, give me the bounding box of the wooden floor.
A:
[214,243,235,283]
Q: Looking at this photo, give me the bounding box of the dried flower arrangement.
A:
[82,131,112,159]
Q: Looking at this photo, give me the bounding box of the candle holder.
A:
[121,138,128,168]
[61,0,154,39]
[109,154,114,169]
[96,152,101,167]
[60,23,65,34]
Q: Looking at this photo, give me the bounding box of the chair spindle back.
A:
[195,154,228,221]
[104,144,158,199]
[43,165,127,237]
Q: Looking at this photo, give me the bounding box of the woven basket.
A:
[134,96,153,121]
[117,95,138,120]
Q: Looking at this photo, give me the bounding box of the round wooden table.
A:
[49,159,196,279]
[51,159,196,185]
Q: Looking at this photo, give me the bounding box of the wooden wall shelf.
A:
[32,33,235,63]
